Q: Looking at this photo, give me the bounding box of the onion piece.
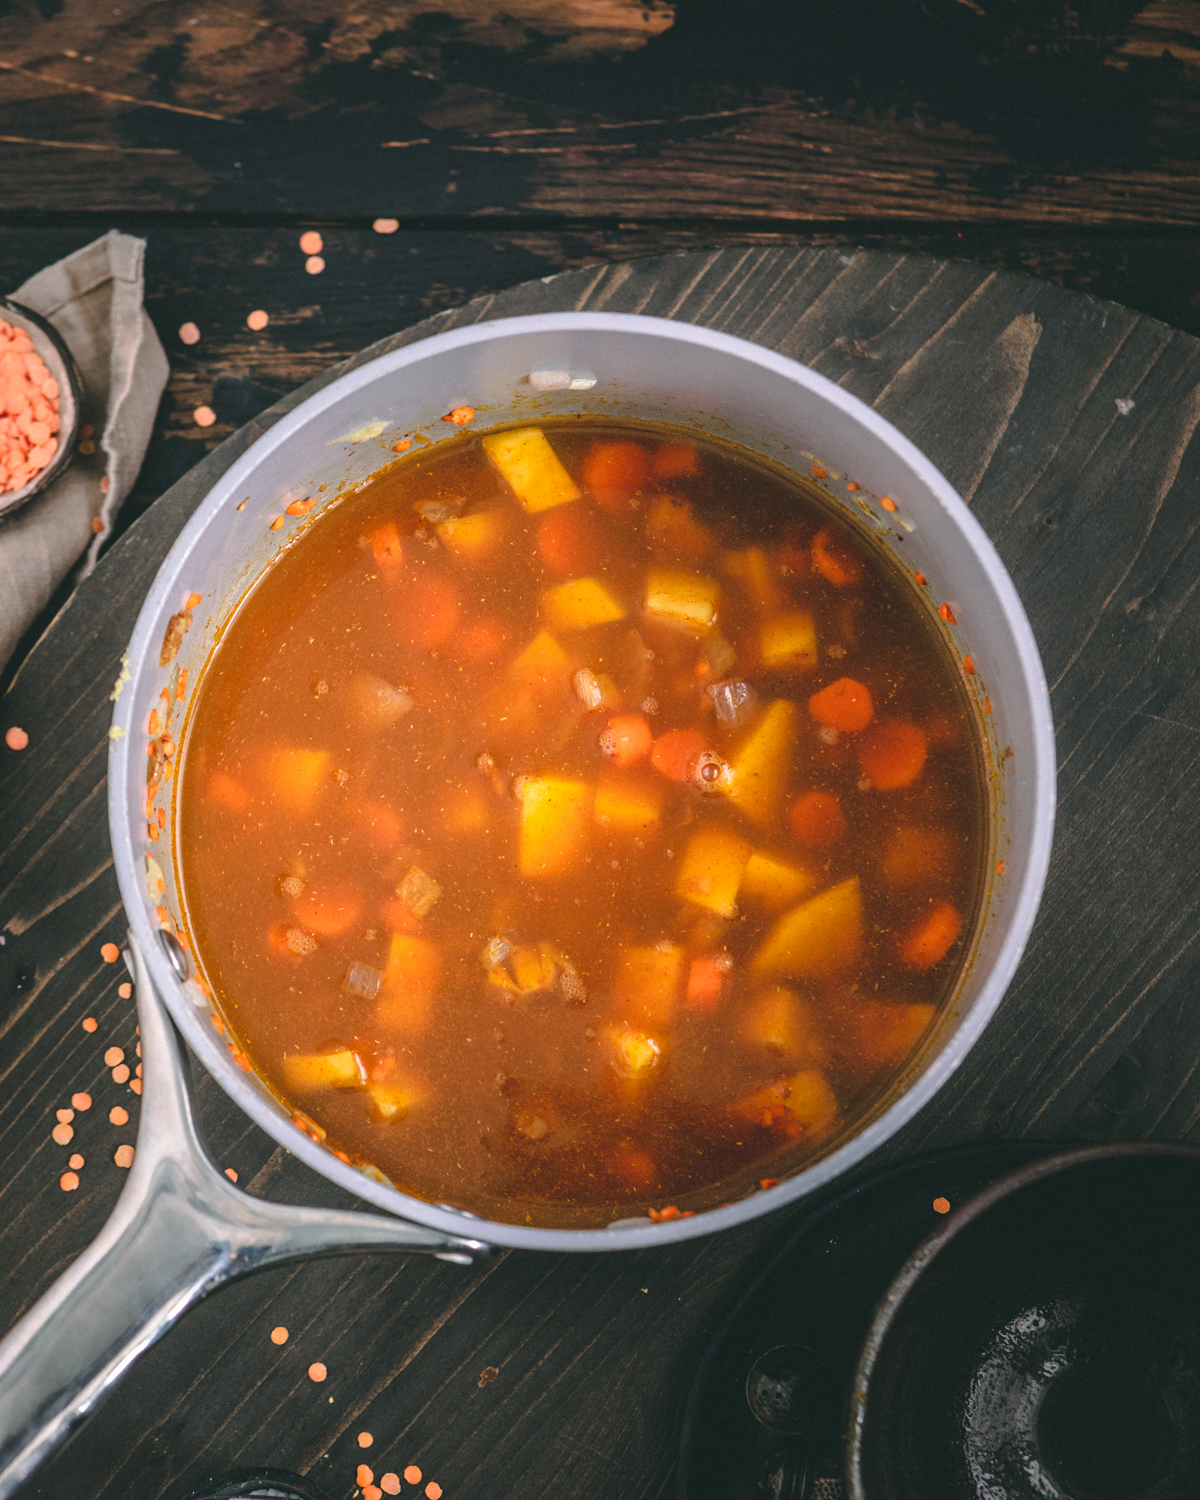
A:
[343,963,384,1000]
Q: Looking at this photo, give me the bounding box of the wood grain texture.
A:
[6,246,1200,1498]
[3,1,1200,226]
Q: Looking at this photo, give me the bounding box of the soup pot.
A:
[0,312,1056,1494]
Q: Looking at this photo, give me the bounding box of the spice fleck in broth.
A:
[177,420,986,1228]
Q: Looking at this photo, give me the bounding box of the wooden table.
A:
[5,6,1200,1499]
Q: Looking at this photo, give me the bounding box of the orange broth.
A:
[177,419,986,1227]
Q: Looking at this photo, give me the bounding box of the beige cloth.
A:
[0,231,168,674]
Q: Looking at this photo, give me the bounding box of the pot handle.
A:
[0,932,492,1499]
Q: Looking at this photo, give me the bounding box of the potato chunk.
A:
[435,508,510,564]
[283,1049,365,1092]
[722,546,779,611]
[613,943,684,1026]
[368,1077,427,1122]
[267,748,329,814]
[482,427,581,513]
[644,568,720,632]
[752,876,862,979]
[542,577,627,633]
[722,698,798,825]
[740,987,825,1060]
[675,825,752,919]
[735,1069,838,1137]
[377,934,441,1031]
[760,611,818,671]
[739,850,818,912]
[595,772,662,835]
[509,630,572,691]
[519,776,591,876]
[604,1024,663,1081]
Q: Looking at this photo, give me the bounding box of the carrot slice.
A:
[811,526,863,588]
[369,521,403,571]
[293,884,363,936]
[788,790,847,846]
[652,441,699,478]
[900,902,963,969]
[208,770,249,813]
[402,573,461,648]
[649,727,709,781]
[537,507,599,573]
[602,713,653,766]
[686,953,730,1012]
[455,618,510,664]
[354,799,404,852]
[583,441,650,514]
[808,677,873,733]
[859,718,928,789]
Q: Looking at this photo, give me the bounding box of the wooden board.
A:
[2,1,1200,227]
[5,246,1200,1499]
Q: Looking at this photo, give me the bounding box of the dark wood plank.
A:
[2,2,1200,226]
[7,246,1200,1500]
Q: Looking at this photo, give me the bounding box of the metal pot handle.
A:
[0,932,491,1498]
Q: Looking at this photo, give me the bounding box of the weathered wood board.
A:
[4,246,1200,1500]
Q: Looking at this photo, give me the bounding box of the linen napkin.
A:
[0,230,168,675]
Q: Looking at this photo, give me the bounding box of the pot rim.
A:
[108,309,1057,1252]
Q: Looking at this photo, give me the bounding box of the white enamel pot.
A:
[0,313,1056,1494]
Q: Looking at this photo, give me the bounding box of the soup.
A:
[176,419,986,1229]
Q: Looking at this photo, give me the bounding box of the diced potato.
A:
[376,933,441,1031]
[572,668,622,711]
[483,938,583,1001]
[740,986,825,1060]
[435,508,510,564]
[644,568,721,632]
[722,699,798,825]
[882,826,958,888]
[736,1069,838,1136]
[509,630,572,691]
[595,772,662,836]
[542,577,627,633]
[675,825,752,919]
[722,546,779,611]
[267,748,329,814]
[368,1077,426,1122]
[482,427,581,513]
[645,494,714,558]
[397,865,442,917]
[739,850,818,912]
[614,943,684,1026]
[760,611,818,671]
[851,1000,936,1068]
[604,1024,663,1081]
[519,776,591,877]
[752,876,862,980]
[283,1049,365,1092]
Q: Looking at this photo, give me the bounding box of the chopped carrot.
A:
[369,521,403,571]
[652,441,699,477]
[650,727,709,781]
[776,526,810,580]
[859,719,928,789]
[583,440,650,514]
[808,677,873,734]
[402,573,461,649]
[602,713,653,766]
[686,953,730,1012]
[293,884,363,936]
[354,799,405,851]
[380,895,424,934]
[788,790,847,846]
[610,1142,656,1189]
[811,526,863,588]
[208,770,249,813]
[900,902,963,969]
[456,618,510,664]
[537,506,599,573]
[924,714,959,748]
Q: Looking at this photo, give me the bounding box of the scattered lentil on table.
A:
[299,231,323,255]
[307,1361,327,1382]
[114,1144,135,1168]
[178,322,200,345]
[193,406,216,428]
[4,727,28,750]
[270,1326,288,1345]
[247,309,269,331]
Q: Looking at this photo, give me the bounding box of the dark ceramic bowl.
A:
[846,1143,1200,1500]
[0,296,83,521]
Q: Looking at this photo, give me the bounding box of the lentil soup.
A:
[177,419,986,1228]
